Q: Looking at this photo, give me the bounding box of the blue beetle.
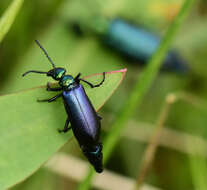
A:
[22,40,105,173]
[71,17,188,73]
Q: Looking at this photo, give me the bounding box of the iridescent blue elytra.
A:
[72,18,188,73]
[22,40,106,173]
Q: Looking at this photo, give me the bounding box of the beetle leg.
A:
[74,73,81,81]
[46,82,62,91]
[37,93,62,103]
[58,117,71,133]
[80,72,105,88]
[97,115,102,120]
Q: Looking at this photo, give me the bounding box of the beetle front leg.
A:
[46,82,62,91]
[80,72,106,88]
[37,93,62,103]
[58,117,71,133]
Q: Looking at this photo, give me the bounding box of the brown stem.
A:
[135,94,177,190]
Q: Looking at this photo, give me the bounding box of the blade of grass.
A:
[135,94,177,189]
[189,155,207,190]
[0,0,24,42]
[189,141,207,190]
[77,0,195,189]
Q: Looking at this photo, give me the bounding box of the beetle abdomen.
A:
[82,143,103,173]
[62,84,100,146]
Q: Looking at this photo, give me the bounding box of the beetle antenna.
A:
[22,70,47,77]
[35,40,56,69]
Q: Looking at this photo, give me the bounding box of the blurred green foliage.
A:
[0,0,207,190]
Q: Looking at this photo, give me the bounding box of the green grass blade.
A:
[77,0,195,189]
[189,155,207,190]
[0,0,24,42]
[189,140,207,190]
[0,69,126,189]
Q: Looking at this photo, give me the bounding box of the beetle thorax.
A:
[59,75,76,89]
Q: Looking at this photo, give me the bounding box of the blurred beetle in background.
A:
[70,17,188,74]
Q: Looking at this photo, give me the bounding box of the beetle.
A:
[71,17,188,74]
[22,40,105,173]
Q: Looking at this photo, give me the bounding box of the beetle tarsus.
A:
[58,118,71,133]
[58,127,71,133]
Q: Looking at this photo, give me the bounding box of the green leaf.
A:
[0,69,126,189]
[0,0,24,43]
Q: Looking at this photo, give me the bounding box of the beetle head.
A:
[47,67,66,81]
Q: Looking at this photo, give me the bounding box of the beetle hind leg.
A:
[58,117,71,133]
